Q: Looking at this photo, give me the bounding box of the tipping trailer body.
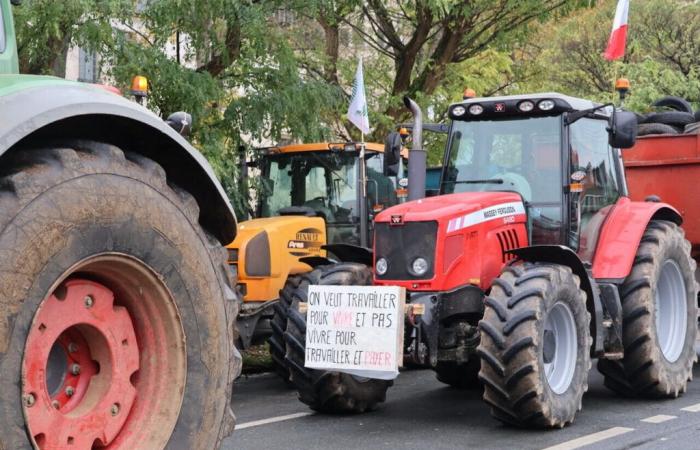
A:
[623,132,700,256]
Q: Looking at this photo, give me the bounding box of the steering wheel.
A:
[304,196,327,206]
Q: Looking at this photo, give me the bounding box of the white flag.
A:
[347,59,370,134]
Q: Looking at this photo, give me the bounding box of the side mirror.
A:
[383,131,402,176]
[609,110,637,149]
[165,111,192,137]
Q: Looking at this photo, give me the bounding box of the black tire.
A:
[638,123,680,136]
[695,110,700,122]
[642,111,695,127]
[0,141,239,449]
[652,96,694,114]
[268,275,302,384]
[685,122,700,134]
[597,220,697,398]
[434,359,481,389]
[284,263,392,413]
[477,263,591,428]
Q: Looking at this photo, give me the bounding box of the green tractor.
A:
[0,1,240,448]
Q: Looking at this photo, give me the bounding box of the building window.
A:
[78,48,97,83]
[0,6,6,54]
[274,9,294,27]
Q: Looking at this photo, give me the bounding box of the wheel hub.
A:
[655,259,687,362]
[543,329,556,364]
[22,279,139,448]
[543,302,577,395]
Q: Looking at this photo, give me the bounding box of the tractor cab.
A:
[257,142,397,246]
[441,93,634,258]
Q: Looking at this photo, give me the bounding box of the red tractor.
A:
[282,93,698,428]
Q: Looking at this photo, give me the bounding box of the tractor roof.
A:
[460,92,599,111]
[449,92,610,121]
[267,142,384,154]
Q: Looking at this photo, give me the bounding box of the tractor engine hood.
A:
[374,191,528,292]
[375,191,525,225]
[227,215,327,302]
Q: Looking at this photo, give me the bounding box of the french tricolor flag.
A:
[604,0,629,61]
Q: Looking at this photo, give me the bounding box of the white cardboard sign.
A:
[304,285,405,380]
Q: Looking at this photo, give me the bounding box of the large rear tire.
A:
[598,220,697,398]
[268,275,302,384]
[477,263,591,428]
[0,142,240,449]
[284,263,392,413]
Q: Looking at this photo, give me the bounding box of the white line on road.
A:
[236,412,314,430]
[681,402,700,412]
[640,414,677,424]
[541,427,634,450]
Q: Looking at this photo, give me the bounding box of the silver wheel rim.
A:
[544,302,577,394]
[655,259,687,363]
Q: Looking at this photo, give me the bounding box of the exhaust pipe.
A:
[403,96,426,201]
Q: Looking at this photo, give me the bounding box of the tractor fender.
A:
[322,244,373,266]
[0,82,236,244]
[508,245,604,357]
[591,197,681,281]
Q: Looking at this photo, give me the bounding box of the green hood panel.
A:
[0,74,83,96]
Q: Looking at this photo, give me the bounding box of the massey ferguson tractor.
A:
[0,1,240,448]
[282,92,698,428]
[228,142,400,381]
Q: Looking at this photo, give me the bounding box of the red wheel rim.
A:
[21,255,187,449]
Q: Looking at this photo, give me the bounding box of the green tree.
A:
[522,0,700,111]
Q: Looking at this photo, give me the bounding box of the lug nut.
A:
[84,295,94,308]
[24,393,35,407]
[52,400,61,410]
[71,364,81,375]
[65,386,74,397]
[110,403,120,416]
[68,343,78,353]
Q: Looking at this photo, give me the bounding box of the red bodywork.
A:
[374,191,528,292]
[591,197,680,279]
[623,133,698,255]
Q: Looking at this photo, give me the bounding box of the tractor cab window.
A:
[366,152,398,208]
[569,118,621,257]
[259,151,360,226]
[443,116,565,244]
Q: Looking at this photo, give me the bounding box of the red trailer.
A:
[624,132,700,258]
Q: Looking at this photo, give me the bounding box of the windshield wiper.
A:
[444,178,504,185]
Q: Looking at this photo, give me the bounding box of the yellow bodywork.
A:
[227,215,327,302]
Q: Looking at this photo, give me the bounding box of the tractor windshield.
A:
[443,115,565,244]
[259,150,395,244]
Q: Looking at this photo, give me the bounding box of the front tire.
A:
[598,220,697,398]
[477,263,591,428]
[268,275,302,384]
[284,263,392,413]
[0,142,240,449]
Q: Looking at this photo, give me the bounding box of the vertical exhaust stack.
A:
[403,96,426,201]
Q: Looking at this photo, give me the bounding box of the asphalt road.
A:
[223,348,700,450]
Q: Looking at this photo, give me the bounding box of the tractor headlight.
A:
[411,257,429,276]
[376,258,388,276]
[452,106,466,117]
[538,99,555,111]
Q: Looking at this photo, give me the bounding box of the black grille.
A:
[496,229,520,262]
[375,221,438,280]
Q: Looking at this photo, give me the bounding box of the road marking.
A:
[681,402,700,412]
[236,412,314,430]
[542,427,634,450]
[641,414,677,424]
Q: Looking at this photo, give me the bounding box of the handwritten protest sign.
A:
[304,285,405,380]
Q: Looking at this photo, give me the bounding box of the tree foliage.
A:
[14,0,698,213]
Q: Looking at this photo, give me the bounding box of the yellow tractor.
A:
[228,141,402,381]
